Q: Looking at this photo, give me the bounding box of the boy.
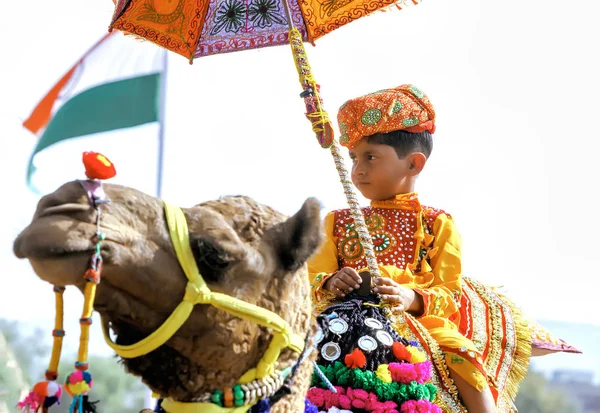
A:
[309,84,497,412]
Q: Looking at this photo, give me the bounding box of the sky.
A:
[1,0,599,380]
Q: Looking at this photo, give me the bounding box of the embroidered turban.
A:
[337,84,436,148]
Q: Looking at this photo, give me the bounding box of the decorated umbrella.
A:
[108,0,425,284]
[109,0,421,62]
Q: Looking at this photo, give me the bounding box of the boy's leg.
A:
[450,370,497,413]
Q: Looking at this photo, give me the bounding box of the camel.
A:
[13,180,579,412]
[13,180,323,412]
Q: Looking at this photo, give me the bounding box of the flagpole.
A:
[156,48,168,199]
[144,48,168,411]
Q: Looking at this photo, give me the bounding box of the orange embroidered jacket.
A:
[308,192,463,331]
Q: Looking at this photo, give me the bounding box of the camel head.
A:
[13,181,322,403]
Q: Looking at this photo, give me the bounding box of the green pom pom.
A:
[311,365,322,387]
[312,364,330,388]
[337,368,352,386]
[394,383,410,404]
[425,383,437,401]
[332,362,346,381]
[413,384,429,400]
[407,381,430,400]
[384,382,401,401]
[373,381,387,400]
[373,381,398,401]
[353,369,374,393]
[324,364,336,383]
[311,371,319,386]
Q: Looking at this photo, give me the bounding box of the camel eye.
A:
[190,238,233,283]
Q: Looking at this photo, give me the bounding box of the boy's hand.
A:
[373,277,424,315]
[324,267,362,297]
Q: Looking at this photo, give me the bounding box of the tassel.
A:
[18,380,62,412]
[16,391,42,412]
[68,395,98,413]
[69,395,83,413]
[495,290,532,402]
[81,396,99,413]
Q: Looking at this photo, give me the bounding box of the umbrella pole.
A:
[281,3,393,305]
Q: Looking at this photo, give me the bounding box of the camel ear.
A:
[263,198,323,273]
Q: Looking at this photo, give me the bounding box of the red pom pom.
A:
[392,342,412,362]
[82,152,116,180]
[344,348,367,369]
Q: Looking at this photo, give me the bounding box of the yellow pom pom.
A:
[375,364,392,383]
[407,345,427,363]
[67,381,91,395]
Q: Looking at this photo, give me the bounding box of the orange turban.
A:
[337,84,436,148]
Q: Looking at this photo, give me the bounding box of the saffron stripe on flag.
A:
[31,74,160,155]
[23,31,165,191]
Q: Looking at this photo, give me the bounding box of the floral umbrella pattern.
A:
[110,0,421,59]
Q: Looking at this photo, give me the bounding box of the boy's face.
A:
[349,139,420,201]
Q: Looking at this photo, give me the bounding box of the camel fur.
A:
[14,181,323,412]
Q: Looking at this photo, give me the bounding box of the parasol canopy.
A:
[109,0,422,60]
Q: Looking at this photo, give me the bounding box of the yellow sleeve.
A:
[307,211,339,302]
[413,213,462,323]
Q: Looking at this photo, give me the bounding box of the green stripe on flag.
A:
[27,73,161,187]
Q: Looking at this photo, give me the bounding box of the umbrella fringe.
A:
[380,0,423,13]
[121,31,154,45]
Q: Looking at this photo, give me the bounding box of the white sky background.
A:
[0,0,599,369]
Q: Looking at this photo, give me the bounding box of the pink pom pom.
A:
[339,395,352,410]
[400,399,442,413]
[365,393,380,410]
[352,398,367,409]
[352,389,369,400]
[68,370,84,383]
[414,361,433,383]
[389,362,418,383]
[307,388,326,407]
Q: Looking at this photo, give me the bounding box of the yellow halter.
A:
[101,201,305,412]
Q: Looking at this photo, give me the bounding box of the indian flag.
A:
[23,31,166,189]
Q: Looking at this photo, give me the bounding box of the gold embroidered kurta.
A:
[308,193,487,390]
